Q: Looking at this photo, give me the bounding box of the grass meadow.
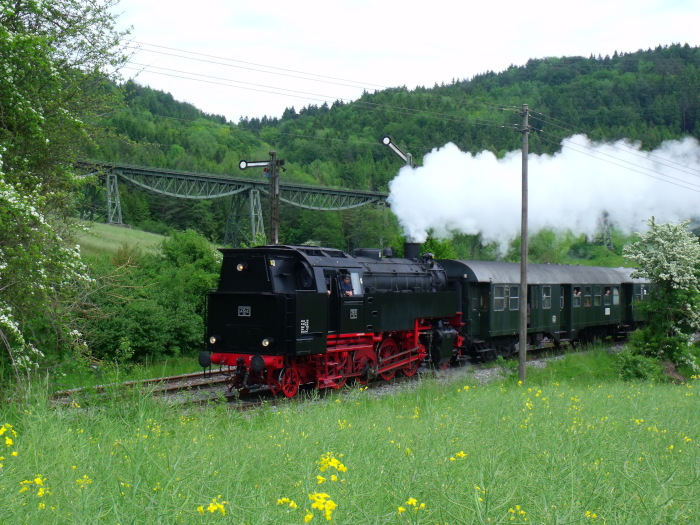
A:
[1,351,698,524]
[75,221,167,258]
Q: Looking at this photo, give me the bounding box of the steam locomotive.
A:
[200,243,648,397]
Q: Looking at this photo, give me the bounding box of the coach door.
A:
[560,284,573,339]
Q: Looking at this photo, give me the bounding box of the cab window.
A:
[338,271,363,297]
[348,272,363,296]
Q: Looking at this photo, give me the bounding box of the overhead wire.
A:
[536,132,700,193]
[530,111,700,178]
[529,112,700,192]
[119,42,700,191]
[120,61,515,132]
[124,41,518,118]
[127,41,389,90]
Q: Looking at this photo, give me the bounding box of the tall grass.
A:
[1,360,697,523]
[44,357,200,394]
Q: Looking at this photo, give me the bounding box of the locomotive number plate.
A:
[238,306,252,317]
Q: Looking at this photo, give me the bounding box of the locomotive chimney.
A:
[404,241,420,260]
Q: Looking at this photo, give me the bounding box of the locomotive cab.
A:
[206,247,331,368]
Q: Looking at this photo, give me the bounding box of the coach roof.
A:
[439,260,640,285]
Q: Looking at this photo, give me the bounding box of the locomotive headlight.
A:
[208,335,219,345]
[261,337,274,348]
[236,262,249,272]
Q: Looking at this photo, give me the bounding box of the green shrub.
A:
[614,350,666,382]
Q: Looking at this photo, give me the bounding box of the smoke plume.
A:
[387,135,700,250]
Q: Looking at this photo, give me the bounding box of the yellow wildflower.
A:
[206,496,227,515]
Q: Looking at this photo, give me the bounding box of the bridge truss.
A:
[78,161,389,246]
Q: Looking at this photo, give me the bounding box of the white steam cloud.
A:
[387,135,700,249]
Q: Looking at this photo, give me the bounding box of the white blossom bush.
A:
[0,161,93,374]
[623,217,700,372]
[0,0,128,377]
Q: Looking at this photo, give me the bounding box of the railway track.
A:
[52,347,585,409]
[53,370,232,405]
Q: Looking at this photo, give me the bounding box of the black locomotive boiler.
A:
[201,243,649,397]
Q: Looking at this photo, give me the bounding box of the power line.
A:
[121,63,514,130]
[126,42,386,91]
[124,41,519,117]
[126,62,351,102]
[531,111,700,178]
[536,132,700,193]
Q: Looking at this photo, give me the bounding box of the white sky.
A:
[112,0,700,123]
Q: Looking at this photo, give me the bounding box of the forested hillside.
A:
[86,44,699,254]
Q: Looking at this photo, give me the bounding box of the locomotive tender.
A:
[202,243,648,397]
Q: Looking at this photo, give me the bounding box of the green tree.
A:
[80,231,220,362]
[623,218,700,371]
[418,234,458,260]
[0,0,129,375]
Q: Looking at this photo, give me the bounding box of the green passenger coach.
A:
[439,260,649,360]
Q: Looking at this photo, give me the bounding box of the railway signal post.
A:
[239,151,284,244]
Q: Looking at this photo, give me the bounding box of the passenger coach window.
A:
[634,285,647,302]
[584,286,592,307]
[542,286,551,309]
[573,287,581,308]
[603,287,612,305]
[509,286,519,311]
[613,287,620,306]
[494,286,505,311]
[594,286,602,306]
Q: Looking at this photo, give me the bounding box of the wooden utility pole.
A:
[518,104,530,382]
[268,150,280,245]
